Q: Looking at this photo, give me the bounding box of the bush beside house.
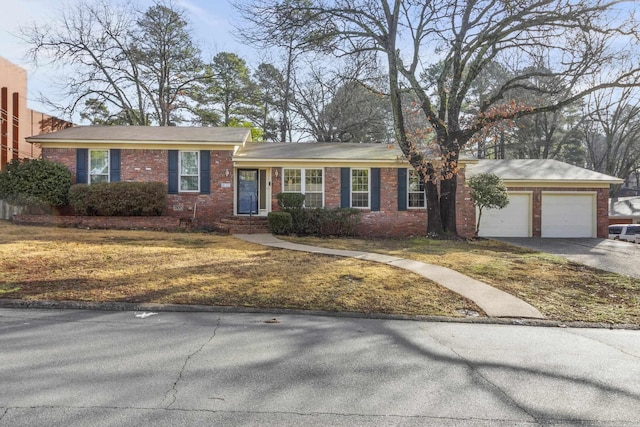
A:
[270,192,360,236]
[0,159,72,213]
[69,182,167,216]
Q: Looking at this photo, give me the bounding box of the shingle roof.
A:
[609,196,640,217]
[27,125,251,144]
[466,159,622,183]
[234,142,406,162]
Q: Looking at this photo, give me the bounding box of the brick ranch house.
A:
[25,126,621,238]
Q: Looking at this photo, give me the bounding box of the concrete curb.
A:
[1,298,638,330]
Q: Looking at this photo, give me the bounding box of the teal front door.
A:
[237,169,259,215]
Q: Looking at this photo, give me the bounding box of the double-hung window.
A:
[89,149,109,184]
[303,169,323,208]
[179,151,199,192]
[283,168,324,208]
[351,168,369,208]
[408,169,425,208]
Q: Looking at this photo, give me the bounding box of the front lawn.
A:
[0,222,479,318]
[2,221,638,325]
[283,236,640,325]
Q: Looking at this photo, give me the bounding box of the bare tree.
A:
[581,88,640,195]
[233,0,336,142]
[237,0,640,236]
[21,0,203,125]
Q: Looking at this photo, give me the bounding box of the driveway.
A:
[494,237,640,279]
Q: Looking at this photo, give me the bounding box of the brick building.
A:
[0,56,73,168]
[27,126,621,238]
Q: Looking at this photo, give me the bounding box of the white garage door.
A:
[478,193,531,237]
[541,193,595,238]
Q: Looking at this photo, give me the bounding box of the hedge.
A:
[0,159,72,210]
[69,182,167,216]
[267,211,293,235]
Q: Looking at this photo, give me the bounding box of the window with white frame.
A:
[89,149,109,184]
[351,168,369,208]
[283,168,324,208]
[408,169,425,208]
[283,169,302,192]
[179,151,199,192]
[304,169,323,208]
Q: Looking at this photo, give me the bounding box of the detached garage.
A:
[467,159,621,238]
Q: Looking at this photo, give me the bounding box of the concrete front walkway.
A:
[234,234,544,319]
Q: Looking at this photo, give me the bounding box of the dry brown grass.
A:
[283,236,640,325]
[0,222,481,317]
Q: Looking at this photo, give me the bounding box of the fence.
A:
[0,200,23,220]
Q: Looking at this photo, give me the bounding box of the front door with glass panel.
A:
[237,169,259,215]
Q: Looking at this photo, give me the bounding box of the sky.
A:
[0,0,255,120]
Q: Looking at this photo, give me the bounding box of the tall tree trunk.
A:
[425,178,443,235]
[381,3,443,236]
[440,174,457,234]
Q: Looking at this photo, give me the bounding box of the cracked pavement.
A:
[1,308,639,426]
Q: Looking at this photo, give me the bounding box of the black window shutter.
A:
[340,168,350,208]
[76,148,88,184]
[200,150,210,194]
[109,149,121,182]
[371,168,381,211]
[397,168,407,211]
[168,150,178,194]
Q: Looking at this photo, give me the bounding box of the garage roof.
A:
[467,159,622,184]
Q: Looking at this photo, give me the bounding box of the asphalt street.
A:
[1,308,639,426]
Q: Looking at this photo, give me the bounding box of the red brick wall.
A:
[271,168,282,211]
[43,148,77,182]
[42,147,235,227]
[609,218,633,225]
[120,150,167,182]
[270,166,472,238]
[14,214,181,230]
[596,187,610,238]
[355,168,427,237]
[164,150,235,226]
[43,149,609,238]
[324,167,342,208]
